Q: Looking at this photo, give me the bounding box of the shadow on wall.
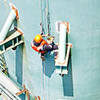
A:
[42,54,55,78]
[41,29,69,78]
[15,41,26,100]
[62,52,74,96]
[16,44,23,85]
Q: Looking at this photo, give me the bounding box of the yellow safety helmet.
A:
[34,34,42,43]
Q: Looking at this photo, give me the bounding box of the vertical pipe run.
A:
[0,5,18,42]
[58,23,67,64]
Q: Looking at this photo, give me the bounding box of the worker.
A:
[31,33,58,61]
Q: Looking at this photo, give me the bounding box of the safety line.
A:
[41,61,45,100]
[39,0,44,34]
[43,61,46,100]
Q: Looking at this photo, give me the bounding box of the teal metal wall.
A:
[0,0,100,100]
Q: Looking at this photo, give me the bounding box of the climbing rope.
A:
[39,0,44,34]
[41,62,43,99]
[43,61,46,100]
[41,61,46,100]
[39,0,50,36]
[39,0,50,99]
[46,0,50,35]
[39,1,45,98]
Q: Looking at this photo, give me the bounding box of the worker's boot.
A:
[59,74,64,77]
[41,55,45,61]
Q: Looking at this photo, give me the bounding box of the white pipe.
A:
[58,23,67,64]
[0,4,18,42]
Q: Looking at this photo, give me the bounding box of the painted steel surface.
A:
[0,0,100,100]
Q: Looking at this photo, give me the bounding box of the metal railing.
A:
[0,83,21,100]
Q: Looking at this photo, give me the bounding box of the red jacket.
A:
[31,39,49,53]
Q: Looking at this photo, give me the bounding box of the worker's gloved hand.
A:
[47,36,55,44]
[41,33,50,37]
[45,33,50,37]
[37,45,43,51]
[41,32,43,35]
